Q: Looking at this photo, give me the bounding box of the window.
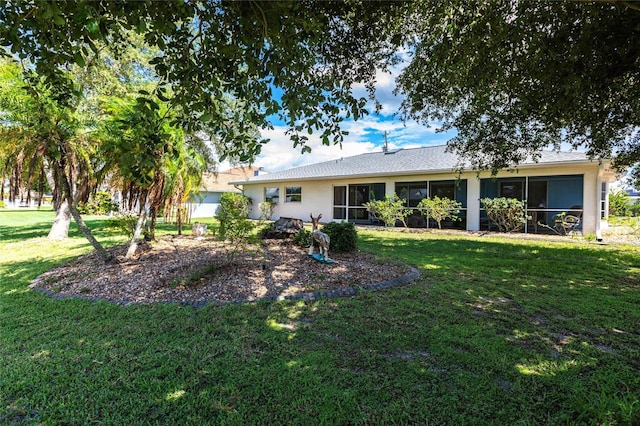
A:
[396,182,427,207]
[333,186,346,219]
[499,180,524,200]
[429,180,456,200]
[528,181,547,208]
[343,183,385,222]
[264,187,279,203]
[601,182,608,219]
[285,186,302,203]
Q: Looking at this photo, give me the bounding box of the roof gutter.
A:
[229,158,605,186]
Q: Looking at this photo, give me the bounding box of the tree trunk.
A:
[125,195,148,259]
[177,206,183,236]
[148,205,157,241]
[55,165,113,262]
[69,203,114,262]
[48,199,71,239]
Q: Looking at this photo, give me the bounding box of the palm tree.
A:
[0,60,112,260]
[99,95,206,258]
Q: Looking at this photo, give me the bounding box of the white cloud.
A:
[250,51,456,172]
[254,115,456,172]
[256,126,377,172]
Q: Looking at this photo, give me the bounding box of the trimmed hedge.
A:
[321,221,357,253]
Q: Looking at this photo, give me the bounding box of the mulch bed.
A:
[30,236,416,306]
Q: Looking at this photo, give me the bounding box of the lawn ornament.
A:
[309,213,333,264]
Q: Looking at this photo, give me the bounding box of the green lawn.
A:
[1,210,639,425]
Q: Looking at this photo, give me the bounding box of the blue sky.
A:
[253,63,457,172]
[247,61,600,178]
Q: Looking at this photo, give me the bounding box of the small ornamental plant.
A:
[417,196,462,229]
[481,197,528,232]
[364,193,413,227]
[218,193,256,262]
[321,221,357,253]
[259,200,276,220]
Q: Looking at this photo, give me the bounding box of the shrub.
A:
[259,201,276,220]
[417,196,462,229]
[364,193,412,227]
[0,200,5,208]
[217,193,255,262]
[258,221,276,239]
[321,221,357,253]
[481,197,528,232]
[77,191,119,215]
[293,228,312,247]
[218,193,252,239]
[609,189,631,216]
[105,212,138,238]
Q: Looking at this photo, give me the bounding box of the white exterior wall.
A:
[582,168,599,235]
[241,162,609,233]
[466,178,481,231]
[244,180,333,222]
[188,192,222,218]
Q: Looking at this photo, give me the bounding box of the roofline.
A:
[229,158,608,185]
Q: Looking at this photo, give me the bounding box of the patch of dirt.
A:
[30,236,412,305]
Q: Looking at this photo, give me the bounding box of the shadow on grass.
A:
[358,231,639,286]
[355,231,640,423]
[1,224,638,424]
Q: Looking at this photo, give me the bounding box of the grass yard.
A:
[1,210,639,425]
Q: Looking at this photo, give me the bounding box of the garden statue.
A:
[309,213,333,264]
[192,222,207,239]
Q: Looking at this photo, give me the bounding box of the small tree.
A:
[417,196,462,229]
[364,193,412,227]
[259,200,276,220]
[218,193,255,263]
[481,197,528,233]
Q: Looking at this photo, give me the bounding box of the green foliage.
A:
[77,191,119,215]
[321,221,357,253]
[364,193,413,227]
[293,228,312,248]
[397,2,640,172]
[481,197,528,233]
[218,193,251,238]
[0,201,4,208]
[259,200,276,221]
[0,2,409,163]
[217,193,255,262]
[609,189,632,216]
[417,196,462,229]
[105,212,139,238]
[1,212,640,424]
[257,221,276,240]
[630,201,640,217]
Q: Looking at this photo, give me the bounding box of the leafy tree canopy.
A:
[398,0,640,173]
[0,0,408,163]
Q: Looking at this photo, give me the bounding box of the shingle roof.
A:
[235,145,596,184]
[200,166,261,192]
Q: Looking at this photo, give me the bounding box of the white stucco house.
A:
[233,145,617,237]
[187,166,266,218]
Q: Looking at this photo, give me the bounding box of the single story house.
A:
[188,166,266,218]
[625,188,640,204]
[233,145,617,237]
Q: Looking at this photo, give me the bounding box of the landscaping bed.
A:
[30,236,413,305]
